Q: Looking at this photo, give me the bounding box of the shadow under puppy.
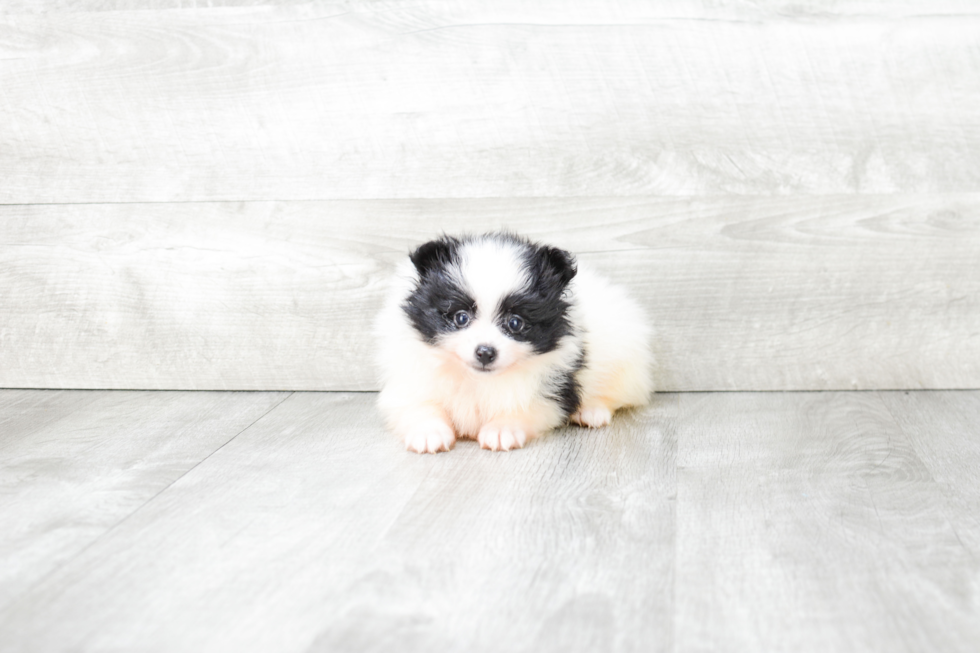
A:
[376,232,652,453]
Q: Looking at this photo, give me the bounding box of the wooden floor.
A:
[1,390,978,652]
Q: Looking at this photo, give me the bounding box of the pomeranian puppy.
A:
[375,232,652,453]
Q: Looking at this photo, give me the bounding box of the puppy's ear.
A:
[539,246,577,287]
[409,237,458,278]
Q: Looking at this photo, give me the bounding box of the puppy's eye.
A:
[506,316,524,332]
[453,311,471,328]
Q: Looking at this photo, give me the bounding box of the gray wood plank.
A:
[0,390,289,613]
[881,391,980,555]
[1,195,977,391]
[0,1,308,11]
[674,391,980,653]
[2,3,980,202]
[0,391,677,653]
[3,389,978,651]
[0,390,105,450]
[5,1,977,16]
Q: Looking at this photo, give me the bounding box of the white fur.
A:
[566,265,654,423]
[375,237,653,453]
[457,238,528,316]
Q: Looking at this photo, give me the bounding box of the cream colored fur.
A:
[567,265,654,427]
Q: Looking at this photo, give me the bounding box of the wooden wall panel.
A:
[6,1,978,15]
[3,2,978,390]
[1,2,979,202]
[2,195,977,391]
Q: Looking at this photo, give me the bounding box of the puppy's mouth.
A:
[471,363,497,374]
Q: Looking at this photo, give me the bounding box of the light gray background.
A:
[2,3,979,652]
[2,0,977,391]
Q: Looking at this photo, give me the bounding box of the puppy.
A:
[375,232,652,453]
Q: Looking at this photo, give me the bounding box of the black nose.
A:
[475,344,497,366]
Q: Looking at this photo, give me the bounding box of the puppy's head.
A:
[401,233,577,374]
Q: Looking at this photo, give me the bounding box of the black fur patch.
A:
[402,236,476,343]
[497,240,578,355]
[409,236,460,280]
[550,350,585,419]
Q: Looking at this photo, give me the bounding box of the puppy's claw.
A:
[571,405,613,428]
[403,419,456,454]
[478,424,528,452]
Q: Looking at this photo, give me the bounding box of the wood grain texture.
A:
[7,1,979,15]
[0,391,678,653]
[1,1,308,12]
[2,389,979,651]
[0,389,289,614]
[1,195,977,391]
[2,2,980,202]
[674,391,980,653]
[881,391,980,556]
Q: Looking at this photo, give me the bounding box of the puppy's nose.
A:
[475,344,497,366]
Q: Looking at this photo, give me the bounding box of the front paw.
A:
[404,418,456,454]
[571,405,612,428]
[477,423,529,451]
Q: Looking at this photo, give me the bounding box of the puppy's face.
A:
[402,234,577,375]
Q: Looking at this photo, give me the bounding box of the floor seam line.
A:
[154,391,295,490]
[0,391,295,617]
